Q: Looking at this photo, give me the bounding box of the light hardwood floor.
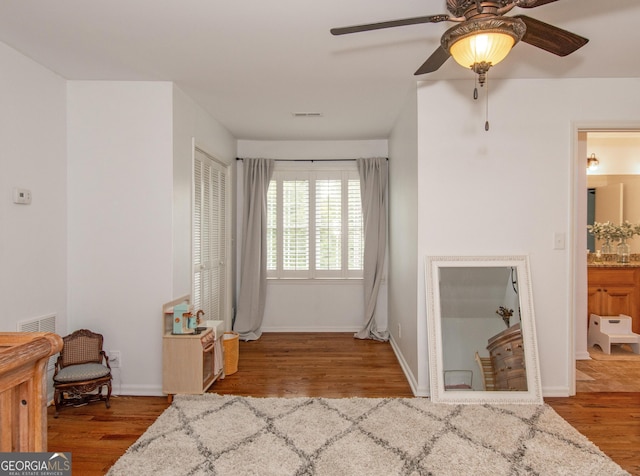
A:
[575,351,640,392]
[47,333,640,475]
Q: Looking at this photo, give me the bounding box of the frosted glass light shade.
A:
[587,153,600,171]
[449,32,515,69]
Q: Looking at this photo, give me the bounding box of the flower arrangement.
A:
[496,306,513,328]
[612,221,640,241]
[587,221,640,245]
[587,221,617,243]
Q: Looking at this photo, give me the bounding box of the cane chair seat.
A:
[53,329,112,417]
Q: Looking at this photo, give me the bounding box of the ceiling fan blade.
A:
[515,15,588,56]
[330,14,449,36]
[414,46,451,75]
[515,0,560,8]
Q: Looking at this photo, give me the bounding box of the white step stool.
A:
[588,314,639,355]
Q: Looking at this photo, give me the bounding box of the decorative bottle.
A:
[617,238,630,264]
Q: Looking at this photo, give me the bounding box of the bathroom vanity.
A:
[587,263,640,334]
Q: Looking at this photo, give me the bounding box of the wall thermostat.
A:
[13,188,32,205]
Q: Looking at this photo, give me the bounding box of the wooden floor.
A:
[47,333,640,475]
[575,350,640,392]
[209,332,415,398]
[545,393,640,476]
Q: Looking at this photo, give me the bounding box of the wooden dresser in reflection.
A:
[487,323,527,391]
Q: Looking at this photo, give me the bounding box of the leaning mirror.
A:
[426,255,542,404]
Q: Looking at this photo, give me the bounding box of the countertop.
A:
[587,253,640,267]
[588,262,640,268]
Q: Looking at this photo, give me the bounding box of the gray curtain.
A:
[234,158,275,341]
[354,157,389,341]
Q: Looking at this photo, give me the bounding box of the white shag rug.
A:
[107,394,628,476]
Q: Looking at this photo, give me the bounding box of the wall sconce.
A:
[587,153,600,172]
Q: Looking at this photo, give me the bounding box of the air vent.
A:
[292,112,323,118]
[18,314,57,372]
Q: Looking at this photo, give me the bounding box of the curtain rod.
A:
[235,157,388,162]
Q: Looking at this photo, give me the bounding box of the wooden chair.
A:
[475,351,496,391]
[53,329,112,417]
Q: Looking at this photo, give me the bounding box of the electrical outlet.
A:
[397,323,402,339]
[109,350,121,368]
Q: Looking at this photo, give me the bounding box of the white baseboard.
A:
[114,384,164,397]
[542,386,571,398]
[260,326,360,332]
[575,351,591,360]
[389,335,424,397]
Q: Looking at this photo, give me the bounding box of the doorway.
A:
[575,129,640,392]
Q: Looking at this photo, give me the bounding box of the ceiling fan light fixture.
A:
[450,31,514,68]
[442,17,526,83]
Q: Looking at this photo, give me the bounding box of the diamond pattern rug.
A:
[107,394,628,476]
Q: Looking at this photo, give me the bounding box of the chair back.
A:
[60,329,104,367]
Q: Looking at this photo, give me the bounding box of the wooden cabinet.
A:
[587,266,640,334]
[487,324,527,391]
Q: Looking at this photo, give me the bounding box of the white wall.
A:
[0,42,67,334]
[67,82,237,396]
[67,81,175,395]
[236,140,388,332]
[387,89,421,394]
[588,134,640,176]
[416,77,640,397]
[172,85,237,311]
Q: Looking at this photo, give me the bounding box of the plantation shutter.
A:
[347,176,363,271]
[266,182,277,271]
[193,149,228,322]
[315,177,342,271]
[282,176,310,273]
[266,166,362,279]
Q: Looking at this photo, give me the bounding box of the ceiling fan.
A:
[331,0,588,85]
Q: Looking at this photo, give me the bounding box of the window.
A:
[267,163,363,279]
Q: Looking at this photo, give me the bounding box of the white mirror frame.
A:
[426,255,542,404]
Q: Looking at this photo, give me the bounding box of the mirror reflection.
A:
[439,266,526,392]
[426,255,542,404]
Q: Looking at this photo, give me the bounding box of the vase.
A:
[601,239,614,254]
[617,238,630,263]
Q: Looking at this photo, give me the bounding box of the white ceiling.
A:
[1,0,639,140]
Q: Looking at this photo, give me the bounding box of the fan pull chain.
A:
[484,74,490,131]
[473,75,479,100]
